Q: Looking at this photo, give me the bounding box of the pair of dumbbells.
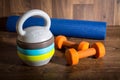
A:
[55,35,105,65]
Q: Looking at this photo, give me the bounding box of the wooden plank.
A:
[2,0,11,17]
[0,0,10,30]
[104,0,114,25]
[73,4,94,20]
[31,0,52,17]
[94,0,114,25]
[0,0,3,17]
[72,0,94,4]
[113,0,117,25]
[10,0,31,14]
[52,0,73,19]
[114,0,120,25]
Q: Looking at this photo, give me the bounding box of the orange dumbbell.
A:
[55,35,89,50]
[65,42,105,65]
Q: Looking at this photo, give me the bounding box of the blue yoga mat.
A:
[6,16,107,40]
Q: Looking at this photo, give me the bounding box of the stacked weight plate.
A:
[17,36,54,66]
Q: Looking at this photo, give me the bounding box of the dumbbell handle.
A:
[63,41,77,48]
[78,48,96,59]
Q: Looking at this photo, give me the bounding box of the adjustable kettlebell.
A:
[16,9,55,66]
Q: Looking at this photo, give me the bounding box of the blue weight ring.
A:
[17,43,54,56]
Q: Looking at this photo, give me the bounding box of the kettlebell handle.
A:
[16,9,51,36]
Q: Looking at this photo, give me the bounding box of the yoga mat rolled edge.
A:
[6,16,107,40]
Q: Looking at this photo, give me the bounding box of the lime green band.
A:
[17,48,54,62]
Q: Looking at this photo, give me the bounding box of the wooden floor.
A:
[0,26,120,80]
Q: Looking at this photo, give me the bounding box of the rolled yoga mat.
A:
[6,16,107,40]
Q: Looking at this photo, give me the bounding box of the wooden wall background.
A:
[0,0,120,29]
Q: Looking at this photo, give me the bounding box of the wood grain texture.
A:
[114,0,120,25]
[73,4,94,20]
[10,0,31,14]
[72,0,94,4]
[94,0,115,24]
[0,26,120,80]
[52,0,73,19]
[0,0,120,26]
[31,0,52,17]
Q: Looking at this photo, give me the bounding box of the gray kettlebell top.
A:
[17,26,53,43]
